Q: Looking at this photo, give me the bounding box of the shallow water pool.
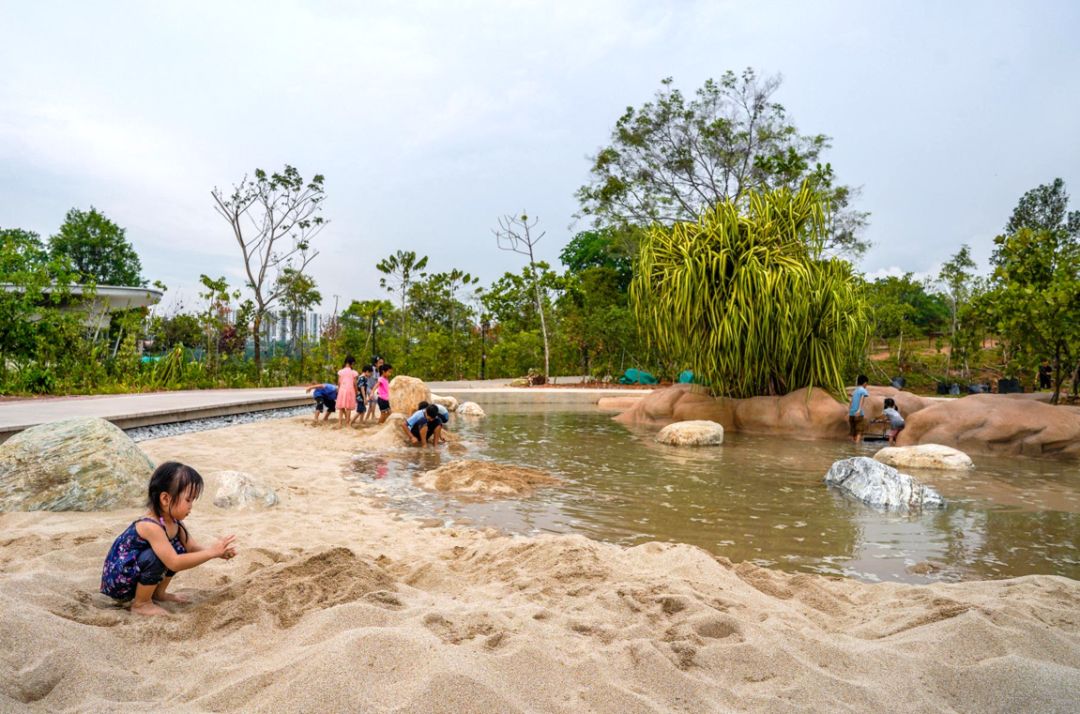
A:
[348,405,1080,584]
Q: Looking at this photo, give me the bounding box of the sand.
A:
[416,460,561,497]
[1,416,1078,712]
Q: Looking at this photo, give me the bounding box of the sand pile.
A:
[0,417,1077,712]
[415,459,561,497]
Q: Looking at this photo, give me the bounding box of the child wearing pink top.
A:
[376,363,393,424]
[336,356,359,428]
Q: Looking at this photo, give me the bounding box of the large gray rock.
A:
[655,420,724,446]
[0,417,154,511]
[212,470,279,509]
[824,457,945,511]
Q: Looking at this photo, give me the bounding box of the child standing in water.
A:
[874,397,906,445]
[848,375,870,444]
[336,355,359,428]
[101,462,236,616]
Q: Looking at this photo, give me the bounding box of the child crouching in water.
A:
[873,397,906,445]
[101,462,236,616]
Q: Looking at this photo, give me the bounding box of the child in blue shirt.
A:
[401,403,442,446]
[848,375,870,443]
[304,383,338,423]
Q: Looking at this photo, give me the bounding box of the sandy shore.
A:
[1,417,1078,712]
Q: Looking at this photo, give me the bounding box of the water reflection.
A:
[349,406,1080,584]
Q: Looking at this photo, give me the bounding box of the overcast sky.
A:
[2,1,1078,313]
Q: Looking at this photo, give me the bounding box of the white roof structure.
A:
[1,284,164,327]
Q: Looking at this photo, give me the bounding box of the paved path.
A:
[0,388,311,440]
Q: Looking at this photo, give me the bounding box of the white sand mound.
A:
[416,460,560,497]
[0,418,1077,712]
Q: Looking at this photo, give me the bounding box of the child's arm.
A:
[137,521,235,572]
[401,419,419,444]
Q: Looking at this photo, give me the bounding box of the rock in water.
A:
[457,401,485,417]
[390,376,431,416]
[0,417,153,511]
[824,457,944,511]
[656,420,724,446]
[874,444,974,471]
[430,394,459,412]
[416,459,560,497]
[213,470,279,509]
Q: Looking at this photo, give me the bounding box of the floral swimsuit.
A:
[100,517,187,601]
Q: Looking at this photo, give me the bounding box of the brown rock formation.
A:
[616,385,1080,459]
[897,395,1080,459]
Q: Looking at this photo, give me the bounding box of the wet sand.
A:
[1,417,1078,712]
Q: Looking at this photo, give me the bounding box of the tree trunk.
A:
[533,276,550,379]
[252,312,263,377]
[1051,342,1062,405]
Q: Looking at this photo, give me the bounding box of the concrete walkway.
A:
[0,379,651,441]
[0,388,311,441]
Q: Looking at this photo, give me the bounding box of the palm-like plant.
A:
[631,183,869,398]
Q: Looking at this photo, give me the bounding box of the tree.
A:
[987,227,1080,404]
[409,269,479,377]
[376,250,428,360]
[558,228,635,291]
[631,183,869,398]
[577,70,868,257]
[494,211,552,379]
[49,207,144,286]
[0,229,66,381]
[276,268,322,369]
[211,165,327,375]
[1003,178,1080,239]
[937,244,978,377]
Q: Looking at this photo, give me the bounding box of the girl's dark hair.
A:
[147,462,204,523]
[379,363,393,374]
[884,397,896,409]
[344,355,356,367]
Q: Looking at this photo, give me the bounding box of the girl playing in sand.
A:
[336,355,359,428]
[100,462,236,616]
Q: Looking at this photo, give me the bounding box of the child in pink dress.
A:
[336,356,359,428]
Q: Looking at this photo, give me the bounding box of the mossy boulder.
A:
[0,417,153,511]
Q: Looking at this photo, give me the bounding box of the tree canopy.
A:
[49,207,144,286]
[577,70,868,257]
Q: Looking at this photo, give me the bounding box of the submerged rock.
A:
[457,401,486,417]
[655,420,725,446]
[430,394,459,412]
[0,417,154,511]
[824,457,944,511]
[874,444,974,471]
[416,459,560,497]
[390,375,432,416]
[213,470,279,509]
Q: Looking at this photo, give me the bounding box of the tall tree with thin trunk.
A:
[937,244,977,378]
[211,165,326,375]
[494,211,550,380]
[376,250,428,359]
